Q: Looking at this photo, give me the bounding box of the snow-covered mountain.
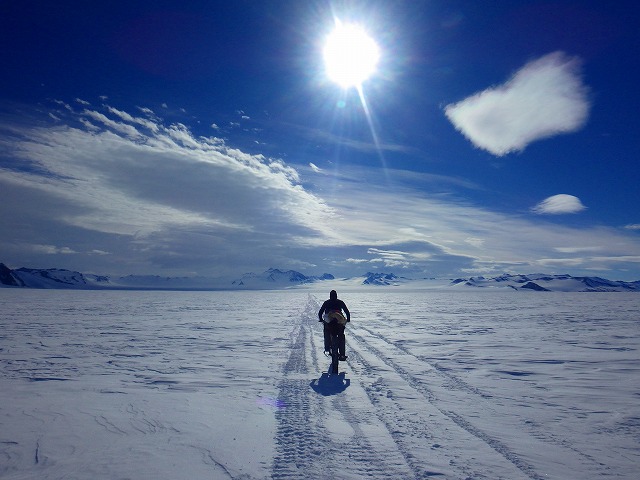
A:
[2,262,639,292]
[0,264,218,290]
[362,272,405,286]
[450,273,640,292]
[2,266,100,289]
[231,268,334,289]
[0,264,334,290]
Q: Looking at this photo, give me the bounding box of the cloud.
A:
[0,104,335,275]
[445,51,590,156]
[2,103,640,280]
[624,224,640,231]
[309,162,322,173]
[32,244,77,255]
[345,258,369,264]
[312,169,640,279]
[532,194,586,214]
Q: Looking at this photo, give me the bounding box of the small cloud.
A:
[75,98,90,106]
[309,162,322,173]
[532,194,586,214]
[211,123,220,130]
[32,244,77,254]
[624,224,640,231]
[445,51,590,156]
[346,258,369,264]
[137,106,159,120]
[367,247,412,268]
[554,246,600,253]
[464,237,485,248]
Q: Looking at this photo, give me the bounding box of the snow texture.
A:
[1,289,638,479]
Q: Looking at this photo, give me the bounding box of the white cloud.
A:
[0,104,335,276]
[2,104,640,280]
[554,246,600,253]
[532,194,586,214]
[345,258,369,264]
[32,244,77,254]
[624,224,640,230]
[309,162,322,173]
[445,51,590,156]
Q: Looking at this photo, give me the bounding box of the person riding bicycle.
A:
[318,290,350,361]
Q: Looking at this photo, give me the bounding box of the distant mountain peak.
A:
[362,272,403,286]
[1,262,638,292]
[231,268,334,288]
[450,273,640,292]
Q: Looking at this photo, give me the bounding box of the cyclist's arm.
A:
[342,302,350,322]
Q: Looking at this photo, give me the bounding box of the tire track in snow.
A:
[345,335,476,479]
[272,297,415,479]
[346,327,542,480]
[272,324,325,479]
[307,302,414,479]
[355,324,607,475]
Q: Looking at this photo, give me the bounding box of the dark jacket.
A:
[318,298,350,322]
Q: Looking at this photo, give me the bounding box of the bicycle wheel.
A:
[330,333,339,374]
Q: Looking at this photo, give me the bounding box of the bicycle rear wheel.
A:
[330,333,339,374]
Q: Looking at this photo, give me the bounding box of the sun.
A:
[323,22,380,89]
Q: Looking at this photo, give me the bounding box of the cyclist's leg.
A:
[323,322,331,352]
[327,322,339,350]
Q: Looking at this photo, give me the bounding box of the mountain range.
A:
[1,263,639,292]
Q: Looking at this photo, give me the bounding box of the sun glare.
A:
[323,22,380,88]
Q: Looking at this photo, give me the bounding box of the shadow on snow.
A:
[310,372,350,396]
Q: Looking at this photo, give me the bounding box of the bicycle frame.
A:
[329,330,339,374]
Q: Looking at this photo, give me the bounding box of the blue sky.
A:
[1,0,640,280]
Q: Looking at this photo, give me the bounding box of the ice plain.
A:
[0,288,638,479]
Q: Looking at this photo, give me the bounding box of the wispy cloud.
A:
[0,103,334,275]
[32,244,77,255]
[445,52,590,156]
[2,103,640,280]
[532,194,586,214]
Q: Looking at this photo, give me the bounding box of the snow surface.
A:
[1,289,638,479]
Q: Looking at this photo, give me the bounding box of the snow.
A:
[1,289,638,479]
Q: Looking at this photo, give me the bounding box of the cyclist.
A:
[318,290,350,361]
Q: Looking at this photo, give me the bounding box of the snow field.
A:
[1,289,639,479]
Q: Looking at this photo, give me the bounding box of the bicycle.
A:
[324,320,345,375]
[328,328,340,374]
